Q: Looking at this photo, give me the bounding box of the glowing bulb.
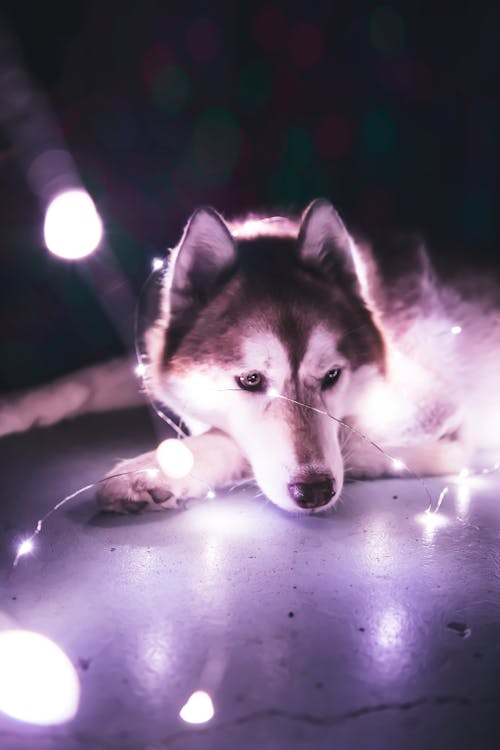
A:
[179,690,214,724]
[16,538,34,558]
[418,510,448,531]
[206,489,216,499]
[392,458,406,471]
[268,387,280,399]
[0,630,80,725]
[458,468,470,480]
[156,439,194,479]
[43,189,103,259]
[135,363,146,377]
[152,257,164,271]
[450,325,462,335]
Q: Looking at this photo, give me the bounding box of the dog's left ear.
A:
[297,199,360,294]
[168,207,236,317]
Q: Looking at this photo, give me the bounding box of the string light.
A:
[12,465,215,567]
[151,257,165,271]
[13,259,484,568]
[263,389,434,508]
[420,485,450,530]
[417,508,449,535]
[16,538,34,559]
[391,458,406,472]
[133,259,189,440]
[132,319,500,526]
[12,381,497,570]
[258,385,500,518]
[482,461,500,475]
[432,485,449,514]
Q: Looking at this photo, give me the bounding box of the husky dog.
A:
[1,199,499,514]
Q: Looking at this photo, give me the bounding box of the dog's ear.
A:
[297,199,361,294]
[168,207,236,319]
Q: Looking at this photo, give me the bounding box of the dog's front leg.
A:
[96,429,250,513]
[345,433,470,479]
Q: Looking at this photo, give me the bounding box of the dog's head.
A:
[147,199,386,513]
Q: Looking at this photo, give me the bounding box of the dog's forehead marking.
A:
[240,325,345,388]
[241,331,290,382]
[299,325,344,377]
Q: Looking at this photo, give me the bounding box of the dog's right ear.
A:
[297,199,362,296]
[167,207,236,321]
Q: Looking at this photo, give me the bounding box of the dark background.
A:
[0,0,498,392]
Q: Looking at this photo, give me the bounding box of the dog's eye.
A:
[321,368,342,390]
[237,371,265,392]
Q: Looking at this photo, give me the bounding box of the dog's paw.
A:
[96,453,183,514]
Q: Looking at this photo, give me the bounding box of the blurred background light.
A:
[43,189,103,259]
[0,629,80,725]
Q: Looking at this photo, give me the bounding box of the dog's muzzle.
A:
[287,475,335,509]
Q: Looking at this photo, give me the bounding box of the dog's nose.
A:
[287,476,335,509]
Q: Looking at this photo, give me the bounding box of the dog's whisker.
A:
[207,385,433,508]
[273,393,433,507]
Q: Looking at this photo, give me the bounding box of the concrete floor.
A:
[1,408,500,749]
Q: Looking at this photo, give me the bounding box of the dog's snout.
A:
[287,475,335,509]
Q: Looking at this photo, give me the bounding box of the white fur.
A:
[298,325,346,382]
[3,202,500,517]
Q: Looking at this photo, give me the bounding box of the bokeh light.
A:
[43,189,103,259]
[151,65,191,115]
[315,114,352,159]
[369,6,406,57]
[0,629,80,725]
[191,108,241,183]
[89,106,138,151]
[142,43,174,89]
[187,17,221,63]
[288,22,324,69]
[283,127,313,171]
[361,108,397,157]
[271,126,314,201]
[463,188,493,243]
[239,60,271,111]
[254,6,288,52]
[271,66,305,114]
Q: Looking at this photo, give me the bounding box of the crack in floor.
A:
[0,694,482,749]
[158,695,474,745]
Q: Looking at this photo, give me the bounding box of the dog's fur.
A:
[2,199,500,514]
